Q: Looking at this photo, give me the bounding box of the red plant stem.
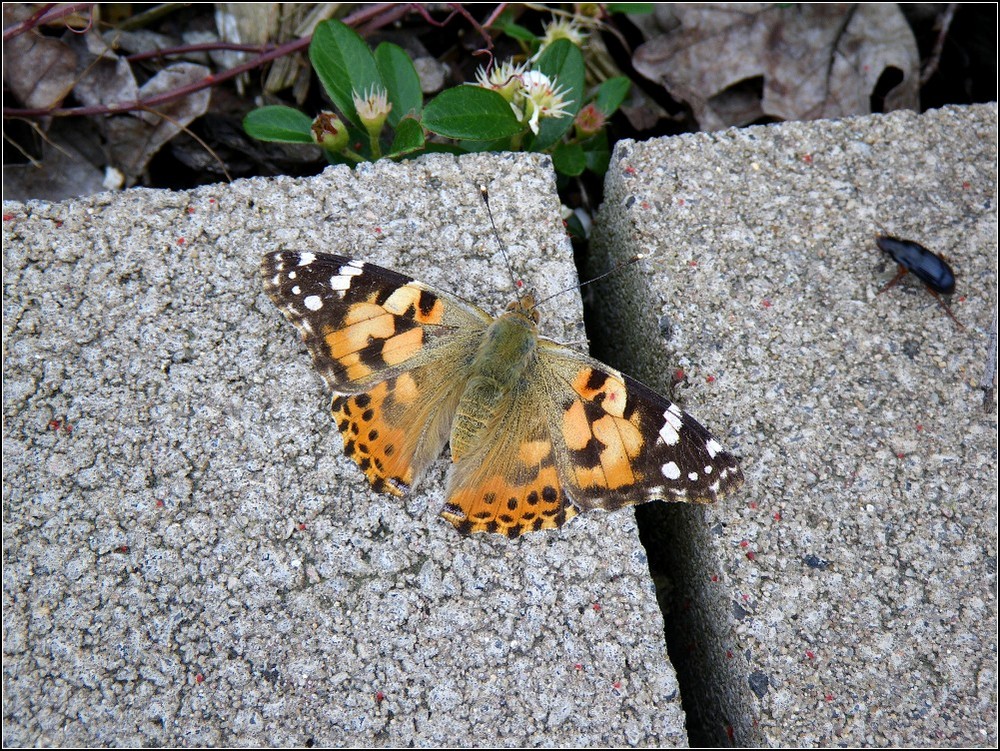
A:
[126,41,281,63]
[2,2,93,42]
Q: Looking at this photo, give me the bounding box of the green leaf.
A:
[387,117,426,157]
[375,42,423,127]
[605,3,655,14]
[552,142,586,176]
[582,130,610,175]
[310,20,382,128]
[498,21,538,43]
[595,76,631,116]
[563,212,587,241]
[243,106,315,143]
[530,39,585,151]
[459,137,514,153]
[423,86,523,140]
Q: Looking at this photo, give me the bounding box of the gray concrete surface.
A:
[3,153,688,746]
[589,103,997,746]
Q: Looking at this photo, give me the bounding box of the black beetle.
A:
[876,235,963,330]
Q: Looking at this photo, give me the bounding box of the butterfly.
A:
[261,241,743,537]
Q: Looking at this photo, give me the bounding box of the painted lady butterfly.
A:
[262,219,743,537]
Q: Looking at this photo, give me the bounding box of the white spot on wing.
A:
[291,285,301,295]
[659,407,684,445]
[706,439,722,458]
[304,295,323,311]
[329,263,364,293]
[662,461,681,480]
[298,252,316,266]
[688,472,699,481]
[329,275,351,291]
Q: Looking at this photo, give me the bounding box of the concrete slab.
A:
[3,153,687,746]
[589,104,997,746]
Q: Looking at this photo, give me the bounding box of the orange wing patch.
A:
[442,430,577,537]
[331,378,417,495]
[561,367,648,493]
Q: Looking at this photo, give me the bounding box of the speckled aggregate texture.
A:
[589,104,997,746]
[2,153,688,746]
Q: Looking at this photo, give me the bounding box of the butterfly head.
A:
[506,295,540,324]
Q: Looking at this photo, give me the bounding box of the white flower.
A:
[352,85,392,132]
[531,17,589,61]
[473,59,527,102]
[517,70,573,134]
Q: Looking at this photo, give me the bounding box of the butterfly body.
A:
[263,250,743,537]
[452,299,539,461]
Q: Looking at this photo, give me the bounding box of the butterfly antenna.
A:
[532,253,646,311]
[480,186,523,297]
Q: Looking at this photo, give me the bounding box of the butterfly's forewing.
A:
[262,251,489,494]
[539,342,744,513]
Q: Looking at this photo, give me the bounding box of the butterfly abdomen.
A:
[450,309,539,461]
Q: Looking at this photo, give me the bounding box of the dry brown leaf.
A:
[2,138,107,202]
[67,31,140,111]
[2,5,78,111]
[633,4,920,131]
[106,62,212,181]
